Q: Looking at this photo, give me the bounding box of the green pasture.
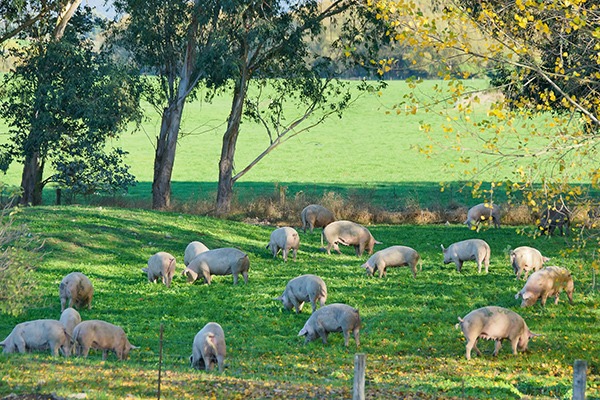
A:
[0,206,598,399]
[2,79,580,209]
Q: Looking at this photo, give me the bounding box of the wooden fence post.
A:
[158,324,164,400]
[573,359,587,400]
[353,353,366,400]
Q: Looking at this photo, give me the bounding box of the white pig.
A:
[275,274,328,313]
[322,220,381,257]
[0,319,70,357]
[464,203,501,230]
[298,303,360,347]
[456,306,539,360]
[184,241,210,266]
[510,246,550,280]
[301,204,335,233]
[189,322,226,372]
[59,307,81,337]
[59,272,94,312]
[72,320,138,360]
[183,248,250,285]
[266,227,300,262]
[515,266,574,307]
[361,245,421,278]
[143,251,177,287]
[441,239,491,273]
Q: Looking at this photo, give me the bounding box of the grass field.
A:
[0,206,598,399]
[0,79,547,209]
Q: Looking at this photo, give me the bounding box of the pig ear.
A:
[298,328,307,336]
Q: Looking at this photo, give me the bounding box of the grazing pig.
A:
[510,246,550,280]
[301,204,335,233]
[184,241,210,266]
[515,266,574,307]
[361,245,421,279]
[266,227,300,262]
[456,306,539,360]
[322,220,381,257]
[275,274,328,313]
[59,272,94,312]
[464,203,501,230]
[72,320,138,360]
[298,303,360,347]
[0,319,70,357]
[538,204,570,236]
[59,307,81,337]
[189,322,226,372]
[441,239,491,273]
[183,248,250,285]
[143,251,177,287]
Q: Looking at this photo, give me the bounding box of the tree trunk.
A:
[216,70,249,215]
[19,151,44,206]
[151,0,200,210]
[152,103,184,209]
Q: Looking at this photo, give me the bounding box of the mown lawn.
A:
[0,206,598,399]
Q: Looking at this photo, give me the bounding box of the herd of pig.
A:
[0,202,576,368]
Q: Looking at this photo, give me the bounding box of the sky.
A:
[84,0,117,19]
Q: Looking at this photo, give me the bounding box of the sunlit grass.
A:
[0,206,598,399]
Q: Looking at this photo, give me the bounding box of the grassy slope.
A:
[0,206,598,399]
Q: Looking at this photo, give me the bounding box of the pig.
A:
[189,322,226,372]
[361,245,421,279]
[266,227,300,262]
[441,239,491,273]
[72,320,138,360]
[59,272,94,312]
[538,204,570,236]
[301,204,335,233]
[464,203,501,230]
[322,220,381,257]
[0,319,70,357]
[298,303,360,347]
[510,246,550,280]
[515,266,574,307]
[455,306,539,360]
[183,247,250,285]
[275,274,328,313]
[184,241,210,266]
[143,251,177,287]
[59,307,81,337]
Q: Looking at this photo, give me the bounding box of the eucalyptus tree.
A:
[110,0,386,213]
[0,7,142,205]
[0,0,82,43]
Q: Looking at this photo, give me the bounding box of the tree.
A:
[110,0,226,210]
[0,15,142,205]
[110,0,387,213]
[368,0,599,253]
[0,0,82,44]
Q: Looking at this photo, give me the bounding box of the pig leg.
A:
[290,297,302,313]
[492,340,503,356]
[377,263,386,278]
[308,296,317,313]
[102,349,109,360]
[203,354,213,371]
[566,290,574,304]
[292,248,297,262]
[540,294,549,307]
[343,329,350,347]
[81,345,90,358]
[316,327,328,344]
[242,271,248,284]
[232,273,239,285]
[353,328,360,347]
[455,260,463,272]
[319,297,326,308]
[60,297,67,312]
[465,337,482,360]
[216,354,225,373]
[282,248,288,262]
